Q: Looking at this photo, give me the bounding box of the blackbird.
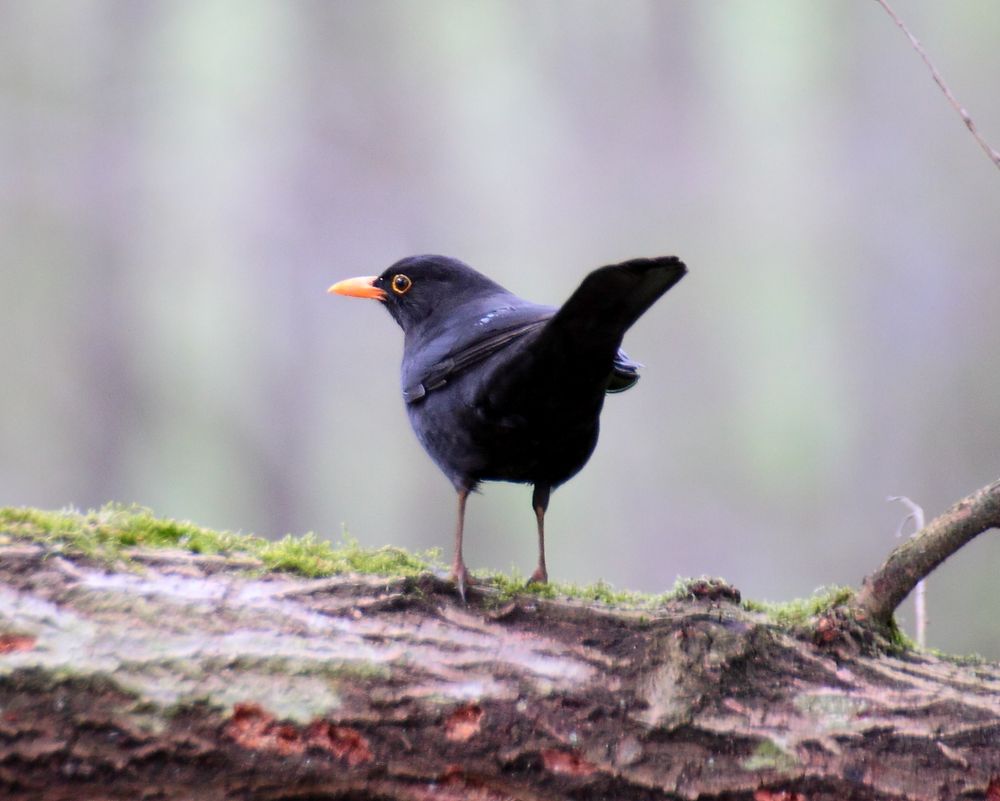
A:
[329,255,686,597]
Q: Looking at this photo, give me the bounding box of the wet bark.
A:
[1,542,999,801]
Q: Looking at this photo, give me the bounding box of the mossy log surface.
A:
[1,515,999,800]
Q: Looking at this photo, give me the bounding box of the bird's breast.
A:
[405,358,603,489]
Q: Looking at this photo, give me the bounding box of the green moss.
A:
[483,569,677,607]
[258,533,435,578]
[885,618,917,652]
[0,503,439,579]
[742,585,854,628]
[0,506,869,635]
[929,648,987,666]
[741,738,798,771]
[0,504,673,602]
[0,504,249,559]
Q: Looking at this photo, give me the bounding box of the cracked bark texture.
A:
[1,543,999,801]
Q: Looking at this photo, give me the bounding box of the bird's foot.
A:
[451,562,474,602]
[527,566,548,585]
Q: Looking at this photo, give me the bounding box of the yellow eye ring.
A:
[391,274,412,295]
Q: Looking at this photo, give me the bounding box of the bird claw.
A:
[527,567,548,585]
[451,564,473,602]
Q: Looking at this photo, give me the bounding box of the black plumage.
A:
[329,254,686,597]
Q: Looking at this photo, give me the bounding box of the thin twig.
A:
[874,0,1000,170]
[887,495,927,648]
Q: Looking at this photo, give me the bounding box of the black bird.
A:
[329,255,686,597]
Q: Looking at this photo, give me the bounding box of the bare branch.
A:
[857,479,1000,627]
[875,0,1000,170]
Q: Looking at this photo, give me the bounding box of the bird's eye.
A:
[391,274,412,295]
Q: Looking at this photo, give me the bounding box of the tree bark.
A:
[1,541,999,801]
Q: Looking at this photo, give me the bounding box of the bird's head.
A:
[328,255,507,332]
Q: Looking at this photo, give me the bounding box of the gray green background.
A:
[2,2,999,655]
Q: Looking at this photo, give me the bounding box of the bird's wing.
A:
[480,256,687,408]
[402,309,554,404]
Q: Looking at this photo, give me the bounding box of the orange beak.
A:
[327,276,387,301]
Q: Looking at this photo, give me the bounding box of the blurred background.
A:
[2,1,999,656]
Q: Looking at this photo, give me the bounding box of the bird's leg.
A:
[529,483,551,584]
[451,488,471,600]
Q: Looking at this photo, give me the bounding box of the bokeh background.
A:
[2,1,999,656]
